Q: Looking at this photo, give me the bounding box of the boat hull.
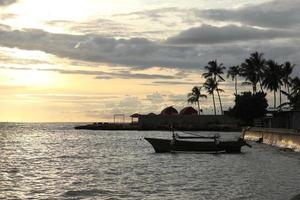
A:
[144,137,247,153]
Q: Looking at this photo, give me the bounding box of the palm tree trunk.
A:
[279,86,282,107]
[259,80,264,93]
[253,84,257,94]
[197,101,201,115]
[274,90,276,108]
[212,93,216,115]
[235,77,237,95]
[216,89,223,114]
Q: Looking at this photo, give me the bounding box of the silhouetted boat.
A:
[144,133,251,153]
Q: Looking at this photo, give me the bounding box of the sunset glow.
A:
[0,0,299,122]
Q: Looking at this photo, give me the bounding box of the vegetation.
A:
[202,60,225,114]
[262,60,283,108]
[203,78,218,115]
[187,86,207,115]
[228,92,268,125]
[186,51,299,119]
[227,65,240,95]
[239,52,265,94]
[280,77,300,110]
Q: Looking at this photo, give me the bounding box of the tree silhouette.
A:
[203,77,223,115]
[227,65,240,95]
[240,52,265,94]
[187,86,207,115]
[281,61,295,95]
[202,60,226,114]
[262,60,283,108]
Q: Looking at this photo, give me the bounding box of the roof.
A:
[130,113,139,118]
[160,106,178,115]
[147,112,157,116]
[180,107,198,115]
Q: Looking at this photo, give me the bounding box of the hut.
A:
[130,113,139,124]
[180,107,198,115]
[160,106,178,115]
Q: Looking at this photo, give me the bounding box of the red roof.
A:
[180,107,198,115]
[160,106,178,115]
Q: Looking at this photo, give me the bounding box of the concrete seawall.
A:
[243,127,300,152]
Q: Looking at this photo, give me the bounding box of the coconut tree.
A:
[291,77,300,94]
[280,77,300,110]
[281,61,295,95]
[262,60,283,108]
[227,65,240,95]
[203,78,218,115]
[202,60,226,114]
[240,52,266,94]
[187,86,207,115]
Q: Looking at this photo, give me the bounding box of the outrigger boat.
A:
[144,131,251,153]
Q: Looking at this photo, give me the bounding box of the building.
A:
[137,106,241,131]
[264,110,300,129]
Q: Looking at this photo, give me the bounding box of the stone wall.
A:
[243,127,300,152]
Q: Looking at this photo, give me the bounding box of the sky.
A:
[0,0,299,122]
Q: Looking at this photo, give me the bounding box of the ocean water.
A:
[0,123,299,200]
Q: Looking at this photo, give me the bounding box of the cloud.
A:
[0,66,176,80]
[146,81,200,85]
[0,0,17,6]
[17,93,119,104]
[0,27,201,69]
[145,92,165,104]
[0,25,300,76]
[166,24,298,44]
[200,0,300,29]
[46,19,132,37]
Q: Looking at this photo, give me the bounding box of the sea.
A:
[0,122,299,200]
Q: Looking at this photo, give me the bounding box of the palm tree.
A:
[202,60,226,114]
[227,65,240,95]
[187,86,207,115]
[203,78,218,115]
[240,52,266,94]
[282,61,295,95]
[291,77,300,94]
[280,77,300,110]
[262,60,283,108]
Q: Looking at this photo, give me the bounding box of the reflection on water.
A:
[0,123,299,200]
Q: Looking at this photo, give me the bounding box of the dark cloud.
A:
[0,0,17,6]
[200,0,300,29]
[0,28,202,69]
[0,25,299,76]
[166,24,298,44]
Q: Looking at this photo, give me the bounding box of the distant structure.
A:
[130,113,139,124]
[160,106,178,115]
[113,114,125,123]
[179,107,198,115]
[136,106,240,130]
[256,110,300,129]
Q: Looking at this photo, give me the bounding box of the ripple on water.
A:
[63,189,115,197]
[1,124,300,200]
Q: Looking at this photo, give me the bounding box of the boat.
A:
[144,132,251,153]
